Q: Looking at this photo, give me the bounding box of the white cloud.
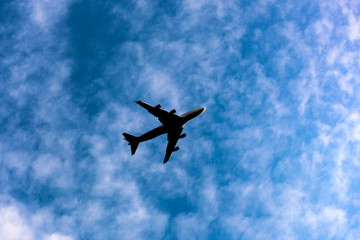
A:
[311,18,334,46]
[254,63,290,117]
[3,152,31,177]
[33,154,62,179]
[114,184,168,240]
[220,173,351,239]
[0,201,75,240]
[4,0,360,239]
[327,46,341,65]
[32,154,73,189]
[111,0,154,33]
[183,0,208,11]
[338,1,360,41]
[0,205,35,240]
[293,62,322,115]
[45,233,74,240]
[319,206,347,238]
[139,65,184,110]
[174,214,208,240]
[82,201,104,225]
[30,0,73,29]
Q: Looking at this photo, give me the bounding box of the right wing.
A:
[163,137,179,164]
[163,127,183,164]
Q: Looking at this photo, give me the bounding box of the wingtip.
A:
[163,154,170,164]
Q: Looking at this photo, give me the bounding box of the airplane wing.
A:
[135,101,179,127]
[163,127,183,164]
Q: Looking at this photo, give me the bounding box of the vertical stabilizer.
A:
[122,133,139,155]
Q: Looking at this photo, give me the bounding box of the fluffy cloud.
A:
[0,201,74,240]
[3,0,360,239]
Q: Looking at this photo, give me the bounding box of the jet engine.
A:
[155,104,161,109]
[170,109,176,114]
[173,146,180,152]
[179,133,186,139]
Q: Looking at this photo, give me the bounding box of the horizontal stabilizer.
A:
[122,133,139,155]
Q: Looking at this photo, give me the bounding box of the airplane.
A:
[123,101,206,164]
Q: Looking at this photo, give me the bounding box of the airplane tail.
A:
[122,133,140,155]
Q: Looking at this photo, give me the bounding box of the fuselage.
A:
[137,107,206,142]
[180,107,206,125]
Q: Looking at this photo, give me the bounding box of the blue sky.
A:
[1,0,360,239]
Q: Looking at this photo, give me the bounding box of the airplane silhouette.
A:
[123,101,206,163]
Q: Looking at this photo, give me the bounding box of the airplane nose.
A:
[197,107,206,116]
[180,107,206,121]
[198,107,206,115]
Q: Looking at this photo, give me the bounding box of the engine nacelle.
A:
[155,104,161,109]
[173,146,180,152]
[179,133,186,139]
[170,109,176,114]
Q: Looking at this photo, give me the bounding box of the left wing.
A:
[135,101,179,127]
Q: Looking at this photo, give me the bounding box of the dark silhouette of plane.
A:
[123,101,206,164]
